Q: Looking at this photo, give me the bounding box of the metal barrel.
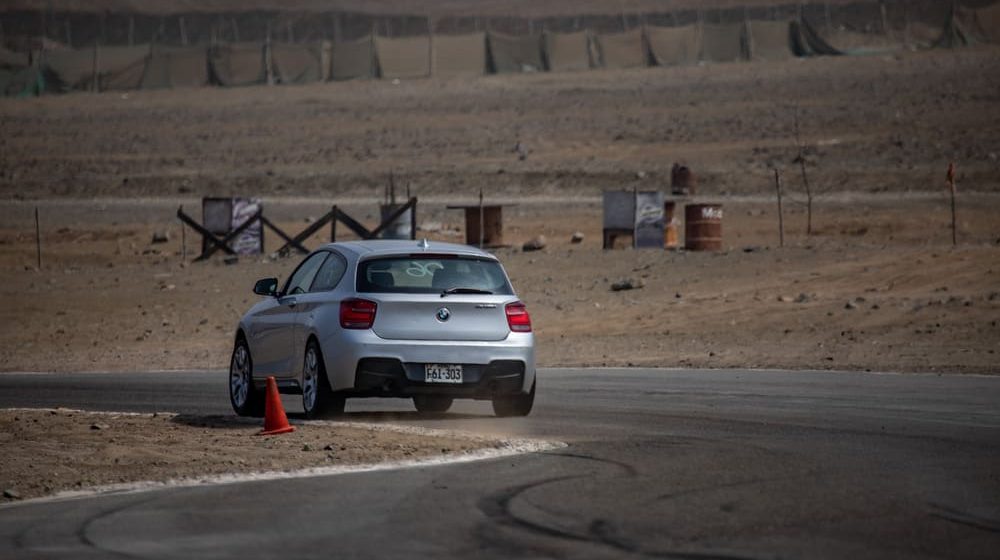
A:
[379,204,412,240]
[684,203,723,251]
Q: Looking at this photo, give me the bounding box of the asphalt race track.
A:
[1,368,998,559]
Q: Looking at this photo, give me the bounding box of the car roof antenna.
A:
[418,238,430,250]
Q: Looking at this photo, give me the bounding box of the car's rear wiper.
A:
[441,287,493,298]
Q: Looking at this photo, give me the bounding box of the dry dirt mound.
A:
[0,408,532,503]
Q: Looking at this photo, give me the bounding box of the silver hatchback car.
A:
[229,239,535,418]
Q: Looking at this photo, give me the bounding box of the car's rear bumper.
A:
[352,359,525,399]
[319,329,535,396]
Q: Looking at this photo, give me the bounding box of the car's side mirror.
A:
[253,278,279,297]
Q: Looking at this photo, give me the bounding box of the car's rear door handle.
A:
[285,298,297,308]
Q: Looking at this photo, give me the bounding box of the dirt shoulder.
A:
[0,408,524,503]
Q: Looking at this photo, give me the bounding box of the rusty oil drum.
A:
[684,203,723,251]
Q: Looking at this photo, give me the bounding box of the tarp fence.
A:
[544,31,593,72]
[594,29,646,69]
[487,32,543,73]
[375,35,430,79]
[432,32,486,78]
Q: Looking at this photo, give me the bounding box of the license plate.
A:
[424,364,463,384]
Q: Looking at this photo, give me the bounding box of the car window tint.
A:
[310,252,347,292]
[357,257,513,295]
[284,252,327,295]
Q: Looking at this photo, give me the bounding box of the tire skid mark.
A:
[477,475,765,560]
[477,476,593,543]
[653,473,811,503]
[477,451,769,560]
[927,502,1000,534]
[543,450,640,478]
[588,518,641,553]
[475,451,644,554]
[11,495,159,559]
[75,495,164,559]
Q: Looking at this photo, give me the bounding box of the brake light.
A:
[340,298,377,329]
[505,301,532,333]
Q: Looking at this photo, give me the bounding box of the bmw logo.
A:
[436,307,451,322]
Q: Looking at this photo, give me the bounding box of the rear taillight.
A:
[340,298,377,329]
[505,301,532,333]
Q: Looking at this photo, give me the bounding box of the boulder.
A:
[522,235,547,252]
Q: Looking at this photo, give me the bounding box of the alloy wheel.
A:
[230,344,250,408]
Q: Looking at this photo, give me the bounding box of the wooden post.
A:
[370,24,377,77]
[34,207,41,269]
[879,0,888,35]
[428,16,435,77]
[331,206,338,242]
[478,188,485,249]
[265,22,274,85]
[179,17,188,46]
[181,206,187,261]
[774,168,785,248]
[287,20,293,43]
[232,17,240,42]
[794,105,814,236]
[321,39,331,81]
[410,196,417,240]
[91,41,99,93]
[947,162,957,246]
[903,2,910,45]
[128,16,134,46]
[64,19,72,47]
[745,7,753,58]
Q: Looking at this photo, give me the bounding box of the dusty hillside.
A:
[2,47,999,202]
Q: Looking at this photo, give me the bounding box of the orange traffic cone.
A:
[259,376,295,436]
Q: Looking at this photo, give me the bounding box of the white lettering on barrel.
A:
[701,207,723,220]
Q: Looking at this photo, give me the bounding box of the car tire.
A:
[413,395,454,414]
[230,335,264,417]
[492,380,535,418]
[302,340,346,419]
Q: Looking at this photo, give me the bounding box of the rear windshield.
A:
[357,256,514,295]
